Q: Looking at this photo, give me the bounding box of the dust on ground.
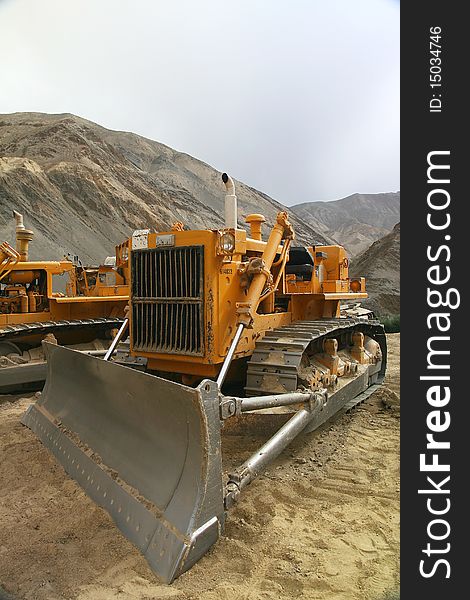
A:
[0,334,400,600]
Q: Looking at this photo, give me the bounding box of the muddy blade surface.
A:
[21,343,225,583]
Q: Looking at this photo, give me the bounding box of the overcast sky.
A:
[0,0,399,205]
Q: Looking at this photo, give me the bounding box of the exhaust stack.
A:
[13,211,34,261]
[222,173,238,229]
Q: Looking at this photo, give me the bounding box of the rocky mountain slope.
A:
[350,222,400,316]
[292,192,400,256]
[0,112,332,263]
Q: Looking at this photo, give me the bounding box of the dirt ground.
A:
[0,334,400,600]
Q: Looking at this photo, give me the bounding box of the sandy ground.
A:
[0,334,400,600]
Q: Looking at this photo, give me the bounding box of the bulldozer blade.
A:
[21,343,225,583]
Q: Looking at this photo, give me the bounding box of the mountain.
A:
[350,222,400,316]
[0,112,332,263]
[291,192,400,256]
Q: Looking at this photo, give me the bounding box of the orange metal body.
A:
[1,252,129,330]
[2,214,129,336]
[0,261,129,327]
[129,221,367,378]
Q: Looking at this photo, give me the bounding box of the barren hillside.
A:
[292,192,400,256]
[350,223,400,316]
[0,113,332,263]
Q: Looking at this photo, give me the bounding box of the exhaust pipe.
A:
[13,211,34,261]
[222,173,238,229]
[14,210,25,231]
[216,173,243,390]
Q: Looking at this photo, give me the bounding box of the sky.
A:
[0,0,399,205]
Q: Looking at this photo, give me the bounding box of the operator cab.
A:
[286,246,315,281]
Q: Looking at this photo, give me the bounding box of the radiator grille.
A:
[131,246,204,355]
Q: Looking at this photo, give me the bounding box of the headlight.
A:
[220,232,235,254]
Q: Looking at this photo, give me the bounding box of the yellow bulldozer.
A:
[0,211,129,391]
[22,174,386,583]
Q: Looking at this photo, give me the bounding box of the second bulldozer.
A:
[1,211,129,391]
[23,173,386,583]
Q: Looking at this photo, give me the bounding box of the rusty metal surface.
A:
[0,317,124,341]
[21,343,225,582]
[131,246,205,356]
[245,318,387,395]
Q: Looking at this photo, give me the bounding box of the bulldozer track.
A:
[245,318,387,396]
[0,317,124,344]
